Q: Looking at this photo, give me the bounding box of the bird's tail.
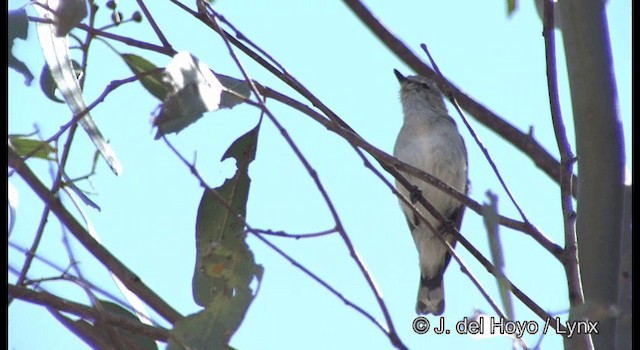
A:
[416,275,445,315]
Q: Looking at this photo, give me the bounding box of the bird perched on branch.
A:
[393,69,468,315]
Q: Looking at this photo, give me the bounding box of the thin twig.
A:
[78,0,98,89]
[175,1,563,260]
[249,228,339,239]
[76,22,175,55]
[258,85,563,259]
[542,0,582,308]
[11,206,51,299]
[421,43,531,224]
[249,232,390,336]
[48,309,149,350]
[167,1,565,271]
[342,0,578,198]
[162,135,396,339]
[8,148,183,324]
[257,83,564,331]
[135,0,172,49]
[353,146,508,321]
[8,284,170,342]
[404,174,565,332]
[12,101,89,304]
[213,13,287,73]
[169,0,346,129]
[259,86,556,332]
[253,82,561,327]
[352,139,560,334]
[22,70,162,163]
[200,5,407,348]
[9,241,147,320]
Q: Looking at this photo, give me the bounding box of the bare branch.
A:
[8,148,183,324]
[421,43,531,224]
[249,231,391,337]
[77,22,175,55]
[249,228,339,239]
[8,284,170,342]
[135,0,172,49]
[198,4,408,348]
[22,70,162,163]
[10,241,147,318]
[342,0,578,198]
[165,1,564,260]
[543,0,584,307]
[12,206,52,300]
[163,134,406,347]
[351,144,509,322]
[256,84,564,331]
[542,0,582,310]
[258,85,563,259]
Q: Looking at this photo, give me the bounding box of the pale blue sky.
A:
[8,1,631,349]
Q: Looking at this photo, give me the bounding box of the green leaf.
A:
[506,0,517,16]
[168,309,234,350]
[8,8,34,85]
[193,122,262,305]
[121,53,169,101]
[177,123,263,350]
[52,311,111,349]
[8,135,56,161]
[55,300,157,350]
[95,301,158,350]
[8,8,28,43]
[40,60,82,103]
[482,191,514,321]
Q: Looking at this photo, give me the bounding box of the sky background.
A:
[8,1,631,349]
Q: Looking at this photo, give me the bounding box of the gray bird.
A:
[393,69,468,315]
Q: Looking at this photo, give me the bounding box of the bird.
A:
[393,69,468,315]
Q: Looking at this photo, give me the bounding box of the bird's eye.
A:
[420,82,430,90]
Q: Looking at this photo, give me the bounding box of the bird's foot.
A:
[409,185,422,204]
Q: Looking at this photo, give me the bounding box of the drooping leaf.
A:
[34,1,122,175]
[506,0,517,16]
[51,310,113,349]
[94,301,158,350]
[8,135,57,160]
[193,123,263,305]
[482,191,514,321]
[152,52,251,139]
[174,122,263,350]
[8,8,28,40]
[53,301,157,350]
[121,53,169,101]
[8,8,34,85]
[40,59,82,103]
[168,308,236,350]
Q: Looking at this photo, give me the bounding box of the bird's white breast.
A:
[393,111,467,277]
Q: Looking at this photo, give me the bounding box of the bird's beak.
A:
[393,69,406,83]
